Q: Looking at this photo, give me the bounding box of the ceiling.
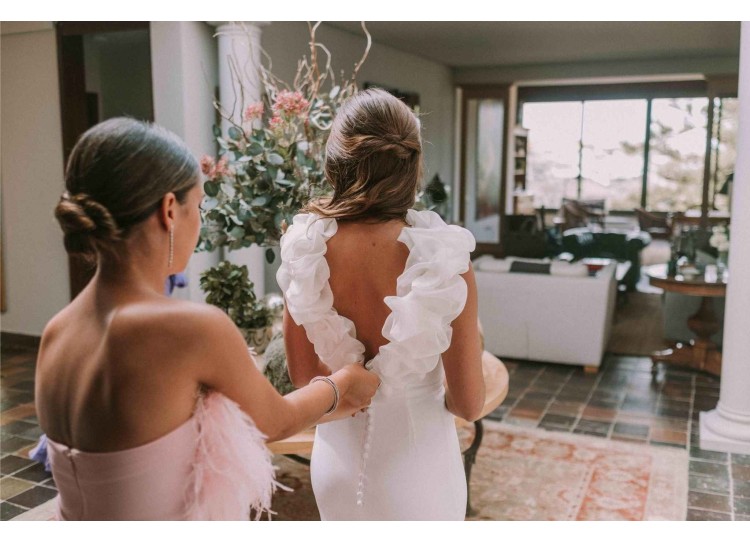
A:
[324,22,741,68]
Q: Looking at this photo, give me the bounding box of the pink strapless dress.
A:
[46,392,279,520]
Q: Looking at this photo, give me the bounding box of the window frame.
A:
[516,79,737,215]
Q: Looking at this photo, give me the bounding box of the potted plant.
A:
[199,261,275,353]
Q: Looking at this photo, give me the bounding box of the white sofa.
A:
[473,256,617,371]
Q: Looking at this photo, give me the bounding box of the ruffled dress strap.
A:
[370,208,477,388]
[184,392,283,520]
[276,213,366,371]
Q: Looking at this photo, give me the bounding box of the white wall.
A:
[260,22,456,292]
[150,22,221,302]
[1,23,70,336]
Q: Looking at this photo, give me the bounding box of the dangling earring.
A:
[168,224,174,269]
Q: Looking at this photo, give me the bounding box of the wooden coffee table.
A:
[267,351,509,517]
[647,263,727,376]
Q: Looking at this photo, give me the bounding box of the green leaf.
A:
[274,178,295,187]
[228,126,242,141]
[329,86,340,99]
[247,142,264,156]
[202,197,218,211]
[229,226,245,240]
[267,153,284,166]
[265,248,275,264]
[251,196,270,207]
[220,183,236,198]
[204,181,219,197]
[212,125,221,137]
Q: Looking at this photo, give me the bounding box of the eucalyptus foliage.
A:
[199,261,274,330]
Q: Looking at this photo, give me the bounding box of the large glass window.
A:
[522,102,582,208]
[581,100,647,210]
[710,98,738,212]
[524,99,649,211]
[646,98,708,212]
[518,83,736,213]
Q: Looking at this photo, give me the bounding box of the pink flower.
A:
[200,155,230,179]
[272,90,309,117]
[269,115,284,129]
[200,155,215,176]
[214,156,230,177]
[243,102,264,122]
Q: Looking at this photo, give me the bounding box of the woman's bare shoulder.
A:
[105,298,236,357]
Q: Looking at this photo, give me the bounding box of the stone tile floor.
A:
[1,342,748,521]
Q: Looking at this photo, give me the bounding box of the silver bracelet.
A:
[310,376,339,415]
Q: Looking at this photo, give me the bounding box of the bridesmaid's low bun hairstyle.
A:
[306,88,423,222]
[56,192,123,258]
[55,117,199,263]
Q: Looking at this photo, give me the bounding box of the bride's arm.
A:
[442,266,485,422]
[282,303,333,387]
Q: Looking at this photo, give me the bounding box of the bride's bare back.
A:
[324,219,410,361]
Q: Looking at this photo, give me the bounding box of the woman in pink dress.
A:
[36,117,379,520]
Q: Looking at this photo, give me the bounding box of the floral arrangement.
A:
[198,23,372,263]
[709,224,730,253]
[709,224,730,268]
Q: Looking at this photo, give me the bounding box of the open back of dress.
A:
[277,208,476,520]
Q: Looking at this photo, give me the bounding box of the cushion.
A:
[474,257,512,273]
[509,260,551,274]
[550,261,589,277]
[475,256,588,277]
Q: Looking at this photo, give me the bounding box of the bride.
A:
[277,88,485,520]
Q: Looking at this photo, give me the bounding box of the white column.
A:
[210,21,268,297]
[699,21,750,454]
[151,22,221,303]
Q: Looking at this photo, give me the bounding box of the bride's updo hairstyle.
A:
[55,117,199,262]
[306,88,423,222]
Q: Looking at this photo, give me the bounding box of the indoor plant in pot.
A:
[199,261,275,353]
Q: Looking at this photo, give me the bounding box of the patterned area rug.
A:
[268,421,688,521]
[469,421,688,520]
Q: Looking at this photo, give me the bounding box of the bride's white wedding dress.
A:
[277,208,476,520]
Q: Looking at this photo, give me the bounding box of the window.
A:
[518,81,737,212]
[710,98,738,212]
[646,98,708,212]
[460,87,510,250]
[522,102,582,208]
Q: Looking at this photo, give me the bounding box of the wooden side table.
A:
[267,351,509,517]
[646,263,727,376]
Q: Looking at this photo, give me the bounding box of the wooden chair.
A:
[634,207,673,240]
[559,199,605,232]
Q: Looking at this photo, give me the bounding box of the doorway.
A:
[56,22,154,299]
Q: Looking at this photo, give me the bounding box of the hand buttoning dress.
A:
[277,209,476,520]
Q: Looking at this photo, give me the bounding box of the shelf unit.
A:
[512,126,532,214]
